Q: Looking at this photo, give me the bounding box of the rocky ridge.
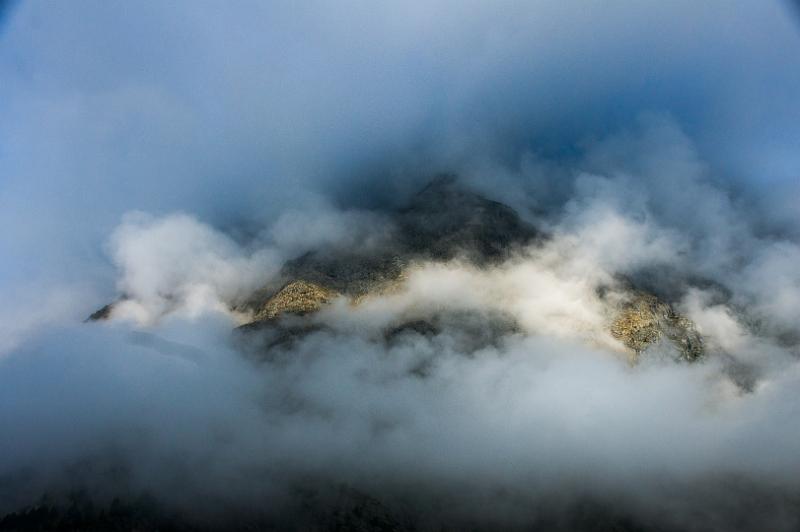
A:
[91,174,704,362]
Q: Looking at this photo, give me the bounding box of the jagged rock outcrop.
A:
[610,292,703,361]
[252,280,338,321]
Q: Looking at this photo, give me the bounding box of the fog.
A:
[1,2,800,530]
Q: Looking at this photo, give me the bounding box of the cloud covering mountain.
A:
[1,2,800,530]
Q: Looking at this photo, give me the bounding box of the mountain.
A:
[89,175,704,362]
[232,175,702,362]
[31,176,718,532]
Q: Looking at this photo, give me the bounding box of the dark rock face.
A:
[385,310,520,352]
[85,303,115,322]
[395,174,541,263]
[240,175,541,324]
[235,319,328,355]
[280,252,405,298]
[234,175,542,356]
[240,174,540,317]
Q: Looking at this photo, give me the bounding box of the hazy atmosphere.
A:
[1,2,800,531]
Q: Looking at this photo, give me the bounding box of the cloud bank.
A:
[1,2,800,530]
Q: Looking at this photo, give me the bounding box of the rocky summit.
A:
[236,175,702,362]
[91,175,704,362]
